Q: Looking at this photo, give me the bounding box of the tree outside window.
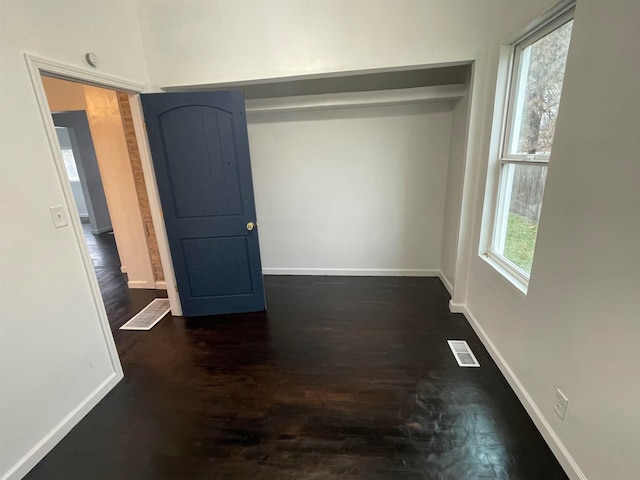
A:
[489,12,573,282]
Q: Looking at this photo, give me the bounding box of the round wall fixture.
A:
[85,52,99,68]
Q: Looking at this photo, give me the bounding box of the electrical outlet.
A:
[554,388,568,420]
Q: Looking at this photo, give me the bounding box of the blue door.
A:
[141,92,265,317]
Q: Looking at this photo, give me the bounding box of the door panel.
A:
[141,92,265,317]
[182,236,253,297]
[159,106,244,217]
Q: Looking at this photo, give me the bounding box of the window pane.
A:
[61,148,80,182]
[55,127,81,182]
[509,20,573,156]
[494,164,547,273]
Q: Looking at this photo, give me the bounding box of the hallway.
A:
[82,223,166,348]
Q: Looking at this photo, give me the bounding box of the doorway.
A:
[40,74,169,336]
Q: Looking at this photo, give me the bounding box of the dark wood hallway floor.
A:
[25,273,569,480]
[81,223,165,349]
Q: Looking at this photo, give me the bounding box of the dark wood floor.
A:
[82,223,166,350]
[25,230,568,479]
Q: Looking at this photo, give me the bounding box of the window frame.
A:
[485,7,575,290]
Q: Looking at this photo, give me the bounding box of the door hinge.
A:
[143,120,147,131]
[174,284,178,292]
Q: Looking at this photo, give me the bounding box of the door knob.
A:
[246,222,255,231]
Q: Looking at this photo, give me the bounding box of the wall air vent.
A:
[120,298,170,331]
[447,340,480,367]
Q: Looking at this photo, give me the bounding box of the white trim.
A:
[128,95,183,316]
[439,272,454,295]
[26,54,145,93]
[477,46,512,266]
[24,52,123,377]
[481,253,528,295]
[455,303,587,480]
[0,373,121,480]
[504,43,531,158]
[155,280,167,289]
[245,84,466,114]
[508,0,575,45]
[262,268,440,277]
[120,265,127,274]
[448,299,466,314]
[91,225,113,235]
[127,280,154,289]
[492,162,515,255]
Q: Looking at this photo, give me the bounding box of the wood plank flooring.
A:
[81,223,166,350]
[25,230,569,479]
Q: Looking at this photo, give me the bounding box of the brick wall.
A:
[116,92,165,283]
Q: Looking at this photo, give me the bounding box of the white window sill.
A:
[479,253,529,295]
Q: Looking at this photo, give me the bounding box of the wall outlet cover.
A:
[554,388,568,420]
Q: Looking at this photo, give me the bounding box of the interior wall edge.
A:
[160,61,474,93]
[448,51,497,309]
[438,272,454,296]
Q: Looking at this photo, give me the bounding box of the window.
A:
[61,148,80,182]
[55,126,80,182]
[487,9,574,287]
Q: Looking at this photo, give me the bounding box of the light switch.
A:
[50,205,68,228]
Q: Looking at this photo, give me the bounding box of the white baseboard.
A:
[91,225,112,234]
[438,272,454,295]
[1,372,122,480]
[457,304,587,480]
[155,280,167,289]
[448,299,465,313]
[127,280,154,289]
[120,265,127,274]
[262,268,440,277]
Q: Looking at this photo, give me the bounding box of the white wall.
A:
[13,1,625,479]
[136,0,496,88]
[459,1,640,479]
[136,0,551,280]
[248,102,453,275]
[440,94,470,290]
[83,84,156,288]
[0,1,150,478]
[137,1,640,479]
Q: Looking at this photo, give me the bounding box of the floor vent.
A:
[120,298,171,331]
[447,340,480,367]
